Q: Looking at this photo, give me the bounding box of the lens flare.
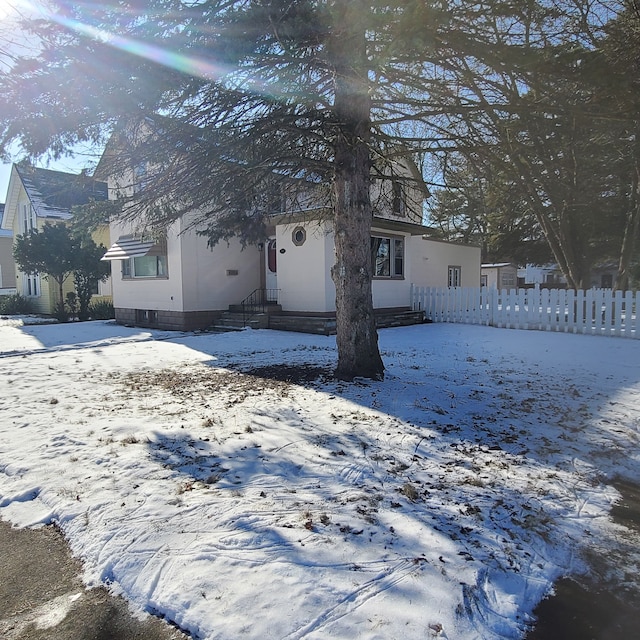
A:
[38,1,232,84]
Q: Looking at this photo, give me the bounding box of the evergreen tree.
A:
[428,2,637,289]
[600,3,640,289]
[72,231,111,320]
[427,154,553,265]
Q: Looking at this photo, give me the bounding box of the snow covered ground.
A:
[0,319,638,639]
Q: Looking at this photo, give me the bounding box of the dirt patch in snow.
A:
[235,363,335,385]
[119,363,335,404]
[120,366,295,404]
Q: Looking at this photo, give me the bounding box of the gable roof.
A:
[16,164,108,218]
[2,164,108,230]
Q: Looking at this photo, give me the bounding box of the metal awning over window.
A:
[101,235,160,261]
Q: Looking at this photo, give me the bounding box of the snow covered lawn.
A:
[0,320,638,639]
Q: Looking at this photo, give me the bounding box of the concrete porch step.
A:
[227,303,282,314]
[212,308,426,335]
[215,311,269,330]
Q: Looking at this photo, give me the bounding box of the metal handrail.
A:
[241,288,279,326]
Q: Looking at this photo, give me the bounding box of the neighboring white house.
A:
[101,153,481,333]
[1,164,111,314]
[481,262,518,290]
[517,264,567,287]
[517,263,621,290]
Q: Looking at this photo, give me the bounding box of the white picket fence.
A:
[411,286,639,339]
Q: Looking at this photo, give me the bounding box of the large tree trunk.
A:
[329,0,384,381]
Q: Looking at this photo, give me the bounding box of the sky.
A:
[0,319,638,639]
[0,164,12,202]
[0,1,103,200]
[0,1,24,201]
[0,0,53,204]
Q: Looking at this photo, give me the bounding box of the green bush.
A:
[0,294,35,315]
[53,300,69,322]
[66,291,79,319]
[89,299,115,320]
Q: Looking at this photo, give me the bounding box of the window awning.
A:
[101,236,158,261]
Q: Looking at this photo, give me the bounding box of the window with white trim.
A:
[392,180,406,217]
[122,254,168,278]
[448,265,461,287]
[121,236,168,279]
[20,202,36,235]
[24,272,41,297]
[371,235,404,278]
[133,163,149,194]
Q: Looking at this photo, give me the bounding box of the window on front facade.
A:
[133,163,148,194]
[501,272,515,287]
[24,273,40,297]
[20,203,36,235]
[121,234,168,279]
[371,235,404,278]
[392,181,406,217]
[448,266,461,287]
[122,254,168,278]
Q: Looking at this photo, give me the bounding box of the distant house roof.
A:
[481,263,515,269]
[2,164,108,231]
[15,164,108,220]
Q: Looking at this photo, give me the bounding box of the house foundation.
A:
[115,306,425,334]
[115,308,222,331]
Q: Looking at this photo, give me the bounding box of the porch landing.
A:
[215,307,426,336]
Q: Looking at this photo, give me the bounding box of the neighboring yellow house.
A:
[1,164,111,314]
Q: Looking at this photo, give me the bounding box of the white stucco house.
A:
[101,157,480,333]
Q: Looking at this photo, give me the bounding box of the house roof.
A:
[16,164,108,218]
[270,208,438,237]
[481,262,515,269]
[2,164,108,230]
